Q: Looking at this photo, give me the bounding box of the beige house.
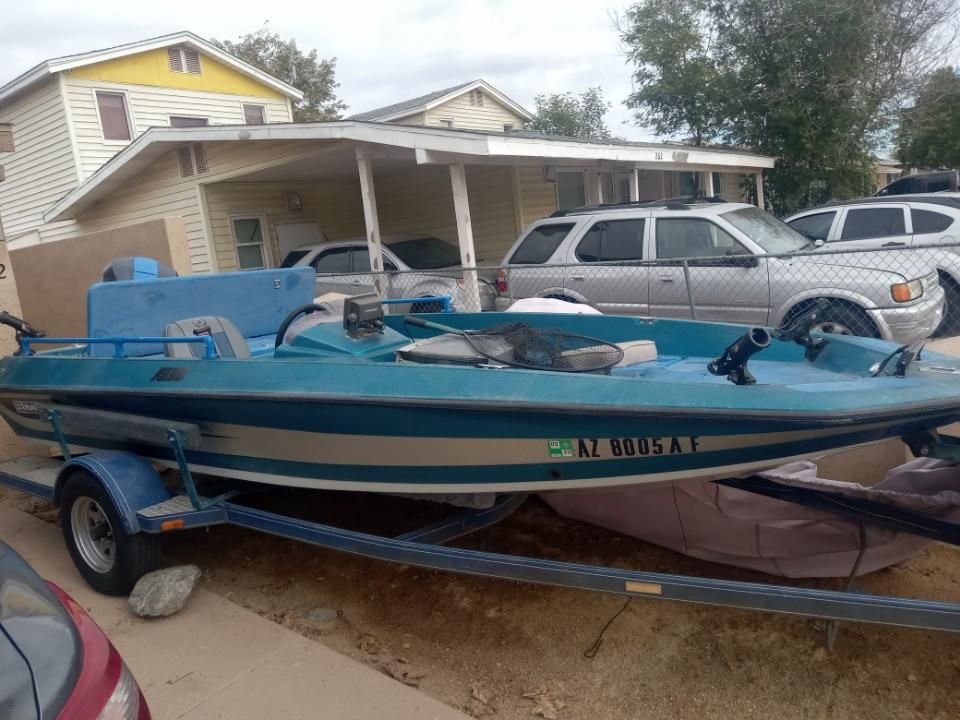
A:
[4,45,775,308]
[39,120,773,304]
[349,79,533,132]
[0,31,302,245]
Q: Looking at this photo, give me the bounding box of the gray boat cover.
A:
[542,458,960,578]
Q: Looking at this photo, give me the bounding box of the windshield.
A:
[386,237,462,269]
[721,207,809,254]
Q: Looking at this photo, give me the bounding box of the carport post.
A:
[356,148,385,297]
[449,161,482,312]
[755,171,765,209]
[629,169,640,202]
[703,171,715,197]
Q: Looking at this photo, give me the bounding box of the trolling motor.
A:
[772,298,832,362]
[0,311,45,355]
[708,327,772,385]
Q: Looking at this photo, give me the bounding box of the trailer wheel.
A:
[59,471,161,596]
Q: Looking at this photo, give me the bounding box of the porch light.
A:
[285,191,303,211]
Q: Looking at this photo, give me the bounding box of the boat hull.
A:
[0,387,953,493]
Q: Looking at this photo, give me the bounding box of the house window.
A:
[168,47,201,74]
[170,116,208,127]
[95,92,131,141]
[243,104,266,125]
[469,89,484,106]
[177,144,209,178]
[678,171,697,197]
[232,217,267,270]
[599,172,615,204]
[503,123,515,133]
[711,172,722,197]
[438,118,454,128]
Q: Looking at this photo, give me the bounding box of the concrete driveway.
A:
[0,502,467,720]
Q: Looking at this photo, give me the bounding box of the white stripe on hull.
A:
[24,437,876,494]
[0,405,895,469]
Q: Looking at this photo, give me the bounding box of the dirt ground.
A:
[0,251,958,720]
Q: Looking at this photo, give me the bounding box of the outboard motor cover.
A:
[102,256,178,282]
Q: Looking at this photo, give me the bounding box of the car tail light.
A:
[48,583,150,720]
[456,276,465,288]
[496,269,508,293]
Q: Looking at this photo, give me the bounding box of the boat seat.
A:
[163,316,251,359]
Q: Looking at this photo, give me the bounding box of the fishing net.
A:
[462,323,624,372]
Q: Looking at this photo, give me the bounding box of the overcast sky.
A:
[3,0,655,139]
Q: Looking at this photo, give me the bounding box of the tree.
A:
[621,0,724,145]
[620,0,959,214]
[897,67,960,170]
[211,26,346,122]
[528,87,612,140]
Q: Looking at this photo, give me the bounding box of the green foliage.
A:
[621,0,724,145]
[897,67,960,170]
[621,0,958,214]
[211,26,346,122]
[528,87,612,140]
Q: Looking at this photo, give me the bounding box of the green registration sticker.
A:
[548,439,574,458]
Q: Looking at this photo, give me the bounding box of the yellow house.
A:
[0,31,302,248]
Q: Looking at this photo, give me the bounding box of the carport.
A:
[41,122,776,310]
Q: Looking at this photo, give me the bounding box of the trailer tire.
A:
[59,471,161,596]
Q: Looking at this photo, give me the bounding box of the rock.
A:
[307,606,339,626]
[129,565,202,618]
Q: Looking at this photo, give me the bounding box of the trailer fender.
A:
[54,451,169,534]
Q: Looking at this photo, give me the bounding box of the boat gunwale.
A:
[0,385,958,427]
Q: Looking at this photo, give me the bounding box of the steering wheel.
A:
[275,303,334,348]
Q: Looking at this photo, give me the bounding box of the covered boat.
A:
[0,266,959,495]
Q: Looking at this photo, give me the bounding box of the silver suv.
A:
[497,201,944,344]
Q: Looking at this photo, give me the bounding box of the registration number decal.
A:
[549,436,700,459]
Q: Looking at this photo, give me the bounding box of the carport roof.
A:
[44,121,776,222]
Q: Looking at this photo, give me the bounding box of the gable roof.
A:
[348,79,532,122]
[0,31,304,107]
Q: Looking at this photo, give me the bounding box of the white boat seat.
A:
[163,316,251,359]
[615,340,657,366]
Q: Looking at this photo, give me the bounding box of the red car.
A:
[0,539,150,719]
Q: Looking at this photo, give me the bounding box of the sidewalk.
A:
[0,503,469,720]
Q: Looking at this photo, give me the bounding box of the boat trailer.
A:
[1,407,958,640]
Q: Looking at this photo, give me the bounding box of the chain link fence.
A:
[314,242,960,342]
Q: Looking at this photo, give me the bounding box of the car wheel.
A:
[60,470,161,596]
[807,302,880,339]
[934,273,960,337]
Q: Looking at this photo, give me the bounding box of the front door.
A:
[649,216,770,324]
[275,222,324,266]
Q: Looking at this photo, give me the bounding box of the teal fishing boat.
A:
[0,266,957,494]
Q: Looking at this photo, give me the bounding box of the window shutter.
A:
[177,146,194,178]
[192,143,208,174]
[0,124,13,153]
[183,49,201,74]
[168,48,184,72]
